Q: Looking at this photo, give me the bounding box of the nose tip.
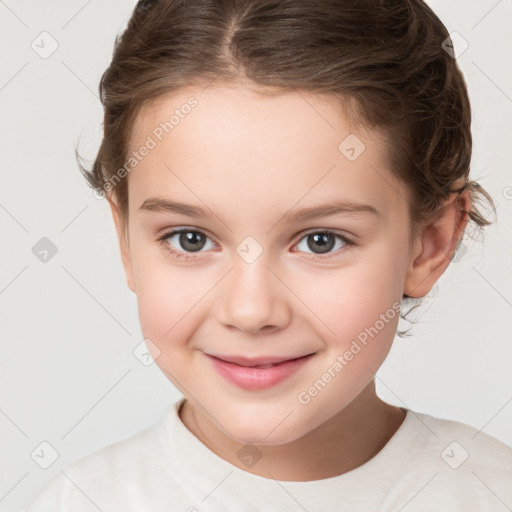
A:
[215,258,291,334]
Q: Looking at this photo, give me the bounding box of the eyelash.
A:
[157,228,355,262]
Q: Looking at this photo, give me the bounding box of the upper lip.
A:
[205,353,314,366]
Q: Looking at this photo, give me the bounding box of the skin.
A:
[108,83,470,481]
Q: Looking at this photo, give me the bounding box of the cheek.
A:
[292,253,404,424]
[305,255,404,344]
[297,238,407,382]
[133,265,212,386]
[131,249,209,350]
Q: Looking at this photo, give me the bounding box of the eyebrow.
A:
[139,197,380,223]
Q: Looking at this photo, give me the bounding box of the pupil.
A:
[308,233,334,254]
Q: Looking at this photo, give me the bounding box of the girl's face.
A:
[117,84,415,445]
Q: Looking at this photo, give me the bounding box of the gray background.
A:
[1,0,511,509]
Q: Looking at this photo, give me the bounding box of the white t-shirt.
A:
[25,397,512,511]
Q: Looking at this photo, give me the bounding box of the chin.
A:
[226,416,310,447]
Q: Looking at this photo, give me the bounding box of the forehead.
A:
[127,84,408,222]
[129,83,350,153]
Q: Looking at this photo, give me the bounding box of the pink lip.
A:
[206,353,311,366]
[205,353,315,390]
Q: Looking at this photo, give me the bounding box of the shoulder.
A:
[26,407,175,510]
[416,411,512,471]
[392,410,512,510]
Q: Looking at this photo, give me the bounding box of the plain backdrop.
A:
[1,0,511,509]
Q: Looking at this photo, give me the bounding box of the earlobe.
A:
[107,197,136,293]
[403,190,471,298]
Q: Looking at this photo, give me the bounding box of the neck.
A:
[178,380,406,482]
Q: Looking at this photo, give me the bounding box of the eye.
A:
[293,230,352,259]
[157,228,216,260]
[157,227,353,262]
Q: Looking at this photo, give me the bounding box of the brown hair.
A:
[78,0,496,333]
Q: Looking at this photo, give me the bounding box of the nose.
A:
[215,255,291,334]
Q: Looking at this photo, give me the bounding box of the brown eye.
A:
[295,231,350,257]
[176,230,207,252]
[158,228,214,257]
[308,232,336,254]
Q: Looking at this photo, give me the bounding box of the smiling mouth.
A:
[204,352,316,390]
[206,353,315,367]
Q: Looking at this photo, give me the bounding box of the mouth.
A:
[204,352,316,390]
[206,353,314,367]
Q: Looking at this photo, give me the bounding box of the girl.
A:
[27,0,511,510]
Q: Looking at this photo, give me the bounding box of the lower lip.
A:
[206,354,314,390]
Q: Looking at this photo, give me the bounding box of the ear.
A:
[404,189,471,298]
[107,197,136,293]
